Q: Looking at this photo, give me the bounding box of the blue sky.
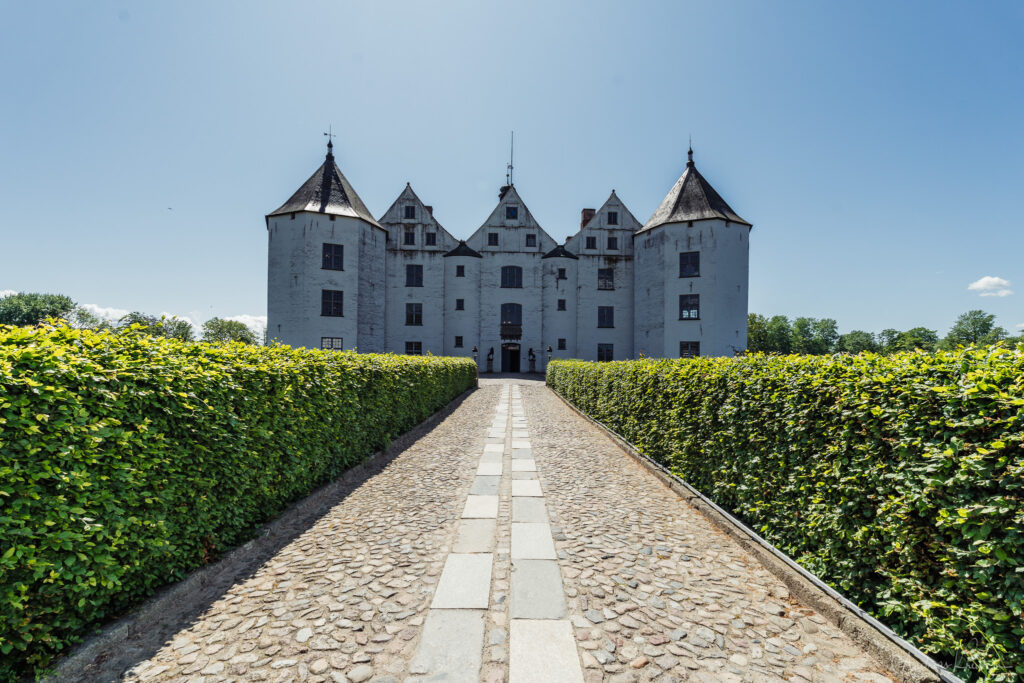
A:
[1,1,1021,336]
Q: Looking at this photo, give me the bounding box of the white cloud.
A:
[968,276,1012,297]
[224,314,267,333]
[81,303,131,321]
[160,312,199,331]
[0,289,16,298]
[1017,323,1024,330]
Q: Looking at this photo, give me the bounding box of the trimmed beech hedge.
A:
[0,325,476,680]
[548,350,1023,682]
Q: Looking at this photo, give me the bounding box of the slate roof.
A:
[266,142,382,228]
[541,244,579,260]
[444,240,483,258]
[639,149,750,233]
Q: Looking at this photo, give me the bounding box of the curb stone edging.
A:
[548,385,963,683]
[45,386,477,683]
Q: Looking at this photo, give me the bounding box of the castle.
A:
[266,141,752,372]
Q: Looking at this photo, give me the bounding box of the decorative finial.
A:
[507,131,515,186]
[687,138,694,166]
[324,126,337,158]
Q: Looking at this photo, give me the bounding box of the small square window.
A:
[404,230,415,245]
[456,298,465,310]
[608,236,618,250]
[322,243,344,270]
[405,302,423,326]
[425,232,437,246]
[456,264,465,277]
[404,205,416,219]
[526,234,536,247]
[597,268,614,290]
[557,338,567,350]
[506,206,518,220]
[680,341,700,358]
[597,343,614,362]
[680,251,700,277]
[321,337,344,350]
[455,336,463,348]
[586,236,597,250]
[608,211,618,225]
[598,306,614,328]
[329,215,335,221]
[679,294,700,320]
[488,232,499,246]
[406,264,423,287]
[557,267,566,280]
[321,290,343,317]
[501,265,523,288]
[405,341,422,355]
[557,299,566,311]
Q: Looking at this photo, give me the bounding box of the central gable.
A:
[465,185,558,254]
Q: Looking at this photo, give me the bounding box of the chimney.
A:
[425,205,433,216]
[580,208,596,229]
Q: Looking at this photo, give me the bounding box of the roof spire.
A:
[324,126,336,159]
[507,130,515,186]
[687,136,694,167]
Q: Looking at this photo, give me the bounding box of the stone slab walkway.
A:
[115,380,898,683]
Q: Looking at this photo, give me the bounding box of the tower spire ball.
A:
[324,126,336,156]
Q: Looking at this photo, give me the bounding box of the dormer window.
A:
[404,205,416,220]
[608,211,618,225]
[506,206,518,220]
[525,234,536,247]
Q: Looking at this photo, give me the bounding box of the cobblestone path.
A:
[121,379,898,683]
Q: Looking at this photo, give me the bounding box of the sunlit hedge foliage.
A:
[548,350,1023,682]
[0,325,476,680]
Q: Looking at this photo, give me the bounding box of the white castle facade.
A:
[266,141,752,372]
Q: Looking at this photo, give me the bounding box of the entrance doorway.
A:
[501,343,521,373]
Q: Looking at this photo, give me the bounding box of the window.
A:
[329,215,335,221]
[607,236,619,250]
[404,205,416,219]
[679,294,700,320]
[597,268,614,290]
[608,211,619,225]
[597,343,614,362]
[586,236,597,250]
[425,232,437,246]
[598,306,614,328]
[488,232,499,246]
[322,243,344,270]
[405,341,422,355]
[456,264,465,277]
[455,298,465,310]
[501,265,523,288]
[405,303,423,326]
[321,337,344,350]
[501,303,523,325]
[321,290,343,317]
[455,336,463,348]
[557,267,566,280]
[404,230,415,245]
[557,338,567,350]
[680,251,700,277]
[406,264,423,287]
[506,206,518,220]
[557,299,566,311]
[526,234,536,247]
[680,341,700,358]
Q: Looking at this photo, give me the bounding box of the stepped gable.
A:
[639,148,750,234]
[266,140,382,228]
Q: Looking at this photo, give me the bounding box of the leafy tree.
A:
[765,315,792,353]
[941,310,1007,348]
[896,326,939,352]
[202,317,258,344]
[117,312,194,341]
[0,292,75,326]
[877,329,901,354]
[66,307,113,331]
[838,330,877,354]
[792,317,838,355]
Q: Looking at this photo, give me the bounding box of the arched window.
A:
[500,303,523,325]
[501,265,523,288]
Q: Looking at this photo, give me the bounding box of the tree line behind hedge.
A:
[0,325,477,680]
[547,352,1023,682]
[748,309,1020,355]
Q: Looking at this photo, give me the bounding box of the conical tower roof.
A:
[266,141,382,228]
[639,148,750,233]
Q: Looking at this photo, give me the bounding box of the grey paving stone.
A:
[511,459,536,472]
[409,609,485,681]
[431,554,493,609]
[483,443,504,453]
[510,559,567,619]
[476,462,502,476]
[511,522,557,559]
[453,519,497,553]
[480,452,502,465]
[512,497,549,522]
[511,471,537,480]
[511,480,543,497]
[511,440,531,449]
[509,619,584,683]
[487,429,504,439]
[511,448,533,459]
[512,430,530,439]
[470,475,500,495]
[462,495,498,518]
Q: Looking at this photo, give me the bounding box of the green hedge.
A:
[0,325,476,680]
[547,349,1023,682]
